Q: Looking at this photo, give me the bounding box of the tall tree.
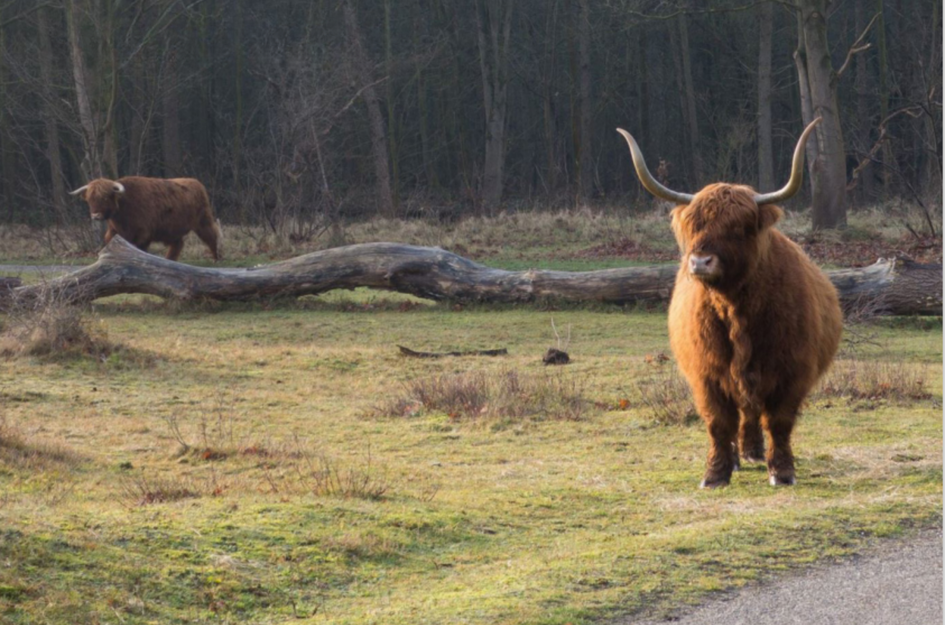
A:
[37,5,67,212]
[575,0,593,201]
[793,0,847,229]
[343,0,395,216]
[756,1,775,192]
[474,0,513,211]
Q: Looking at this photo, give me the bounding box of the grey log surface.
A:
[3,236,941,315]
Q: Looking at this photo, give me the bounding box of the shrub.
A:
[377,369,590,422]
[0,286,115,360]
[817,360,931,402]
[635,358,698,425]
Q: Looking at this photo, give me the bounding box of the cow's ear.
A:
[758,204,783,231]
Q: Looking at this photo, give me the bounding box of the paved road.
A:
[0,264,84,276]
[622,529,943,625]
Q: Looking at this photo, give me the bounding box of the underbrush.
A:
[2,199,938,266]
[0,287,155,367]
[817,359,932,402]
[375,368,591,423]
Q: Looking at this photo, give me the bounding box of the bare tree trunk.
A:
[232,0,243,202]
[677,11,701,186]
[757,1,775,192]
[475,0,513,211]
[794,0,847,229]
[0,9,14,218]
[384,0,400,210]
[343,0,395,217]
[852,0,874,205]
[794,11,817,186]
[7,236,939,317]
[37,6,67,213]
[65,0,100,179]
[162,48,182,177]
[874,0,892,198]
[541,0,559,194]
[576,0,593,202]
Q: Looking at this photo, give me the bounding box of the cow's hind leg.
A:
[694,381,739,489]
[738,407,765,464]
[166,240,184,261]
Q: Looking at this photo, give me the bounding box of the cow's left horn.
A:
[113,182,126,194]
[753,118,821,206]
[616,128,694,205]
[68,184,89,196]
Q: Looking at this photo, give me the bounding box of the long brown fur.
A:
[77,176,221,261]
[667,184,842,487]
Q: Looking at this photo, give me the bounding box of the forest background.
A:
[0,0,940,238]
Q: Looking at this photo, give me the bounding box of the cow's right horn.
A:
[112,182,126,194]
[68,185,89,196]
[753,117,821,206]
[616,128,694,205]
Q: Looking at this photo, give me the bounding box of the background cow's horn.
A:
[68,184,89,196]
[113,182,126,194]
[616,128,694,205]
[753,117,822,206]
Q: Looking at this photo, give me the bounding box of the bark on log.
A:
[2,236,941,316]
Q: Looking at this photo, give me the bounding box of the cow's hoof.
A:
[741,451,765,464]
[768,473,796,486]
[700,477,730,489]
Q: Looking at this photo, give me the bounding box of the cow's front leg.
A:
[693,381,739,489]
[165,240,184,261]
[103,225,117,246]
[762,395,803,486]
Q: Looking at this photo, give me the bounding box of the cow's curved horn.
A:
[753,117,821,206]
[616,128,694,205]
[68,184,89,196]
[112,182,126,194]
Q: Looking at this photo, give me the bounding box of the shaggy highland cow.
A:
[70,176,221,261]
[617,119,842,488]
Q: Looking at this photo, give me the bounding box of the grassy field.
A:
[0,208,941,624]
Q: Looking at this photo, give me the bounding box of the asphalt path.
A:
[0,264,84,276]
[621,529,943,625]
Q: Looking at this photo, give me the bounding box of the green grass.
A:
[0,295,940,624]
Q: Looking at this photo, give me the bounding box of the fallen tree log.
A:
[2,236,941,315]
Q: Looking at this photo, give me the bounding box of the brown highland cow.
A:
[617,119,842,488]
[70,176,221,261]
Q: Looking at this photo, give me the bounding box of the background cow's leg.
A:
[694,382,739,488]
[762,393,804,486]
[738,407,765,464]
[103,225,117,245]
[195,221,221,260]
[166,240,184,261]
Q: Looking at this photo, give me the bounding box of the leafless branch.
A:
[847,105,925,192]
[836,13,879,79]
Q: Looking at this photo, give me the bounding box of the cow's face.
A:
[71,178,125,221]
[670,183,782,288]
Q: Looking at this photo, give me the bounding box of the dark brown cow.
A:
[70,176,221,261]
[617,119,842,488]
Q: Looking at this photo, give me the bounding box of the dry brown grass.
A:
[119,471,205,507]
[0,414,83,472]
[635,357,699,425]
[377,368,591,423]
[0,285,117,360]
[817,359,932,402]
